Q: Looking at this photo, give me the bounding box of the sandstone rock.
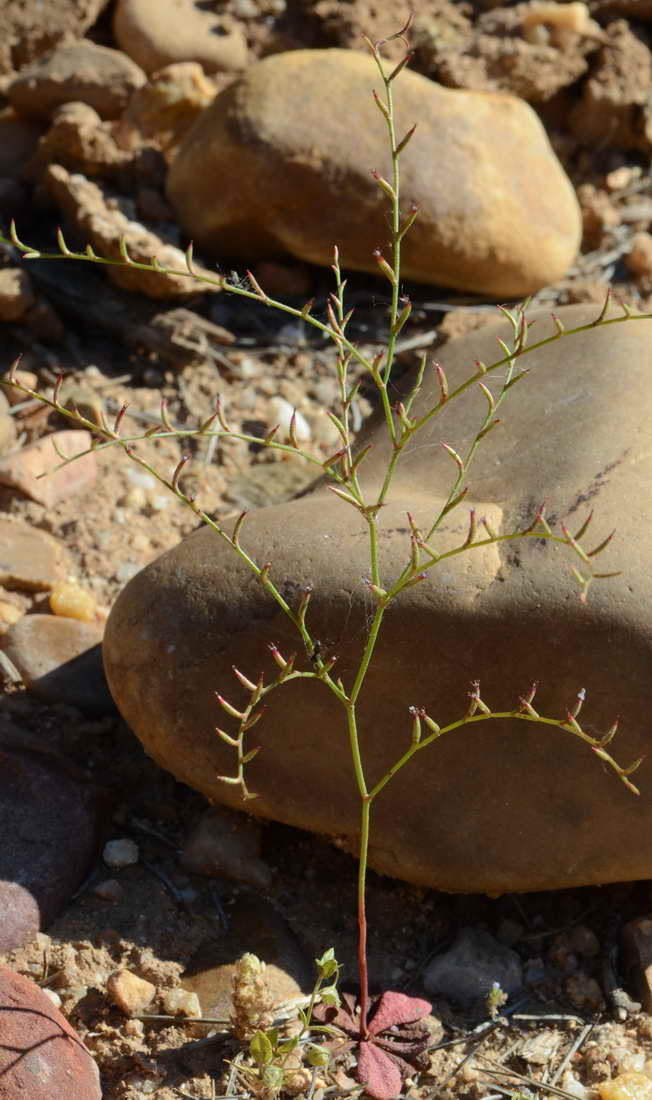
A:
[107,968,156,1014]
[0,268,35,322]
[166,49,580,297]
[0,966,102,1098]
[121,61,218,157]
[46,164,219,299]
[423,927,522,1003]
[0,518,70,591]
[0,429,96,507]
[0,747,102,951]
[416,1,598,103]
[565,973,605,1012]
[8,40,145,120]
[570,21,652,152]
[114,0,248,74]
[104,304,652,894]
[1,367,38,405]
[0,391,17,457]
[0,0,110,75]
[181,805,272,889]
[1,614,114,713]
[182,895,312,1017]
[29,102,133,181]
[0,602,22,632]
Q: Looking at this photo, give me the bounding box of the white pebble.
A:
[148,494,169,512]
[103,838,139,868]
[619,1053,646,1074]
[161,987,201,1018]
[42,988,62,1008]
[115,562,141,583]
[560,1072,589,1099]
[127,469,156,490]
[268,396,311,442]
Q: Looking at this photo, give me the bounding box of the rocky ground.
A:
[5,1,652,1099]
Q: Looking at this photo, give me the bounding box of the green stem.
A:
[350,602,386,704]
[383,73,402,387]
[357,795,372,1037]
[369,707,637,801]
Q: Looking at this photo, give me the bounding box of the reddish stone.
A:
[0,431,96,508]
[0,746,103,951]
[0,965,101,1098]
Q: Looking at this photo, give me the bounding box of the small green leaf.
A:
[277,1037,299,1055]
[261,1064,284,1093]
[307,1044,330,1067]
[249,1030,274,1065]
[316,948,338,978]
[319,985,341,1008]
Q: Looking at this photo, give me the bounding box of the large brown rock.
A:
[121,62,218,158]
[0,745,103,951]
[8,40,145,120]
[570,21,652,152]
[104,305,652,894]
[1,614,114,712]
[46,164,220,299]
[166,49,581,297]
[113,0,247,75]
[0,0,109,74]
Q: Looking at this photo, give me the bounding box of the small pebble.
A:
[127,469,156,490]
[94,878,124,902]
[161,987,201,1018]
[115,562,141,584]
[569,924,600,957]
[120,486,146,510]
[561,1072,589,1099]
[268,396,311,442]
[42,987,62,1008]
[620,1054,646,1075]
[0,601,22,631]
[625,232,652,278]
[131,532,151,553]
[565,973,605,1012]
[599,1072,652,1100]
[107,968,156,1015]
[103,838,139,868]
[50,581,97,622]
[606,166,639,191]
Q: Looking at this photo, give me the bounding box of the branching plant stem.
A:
[1,17,645,1055]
